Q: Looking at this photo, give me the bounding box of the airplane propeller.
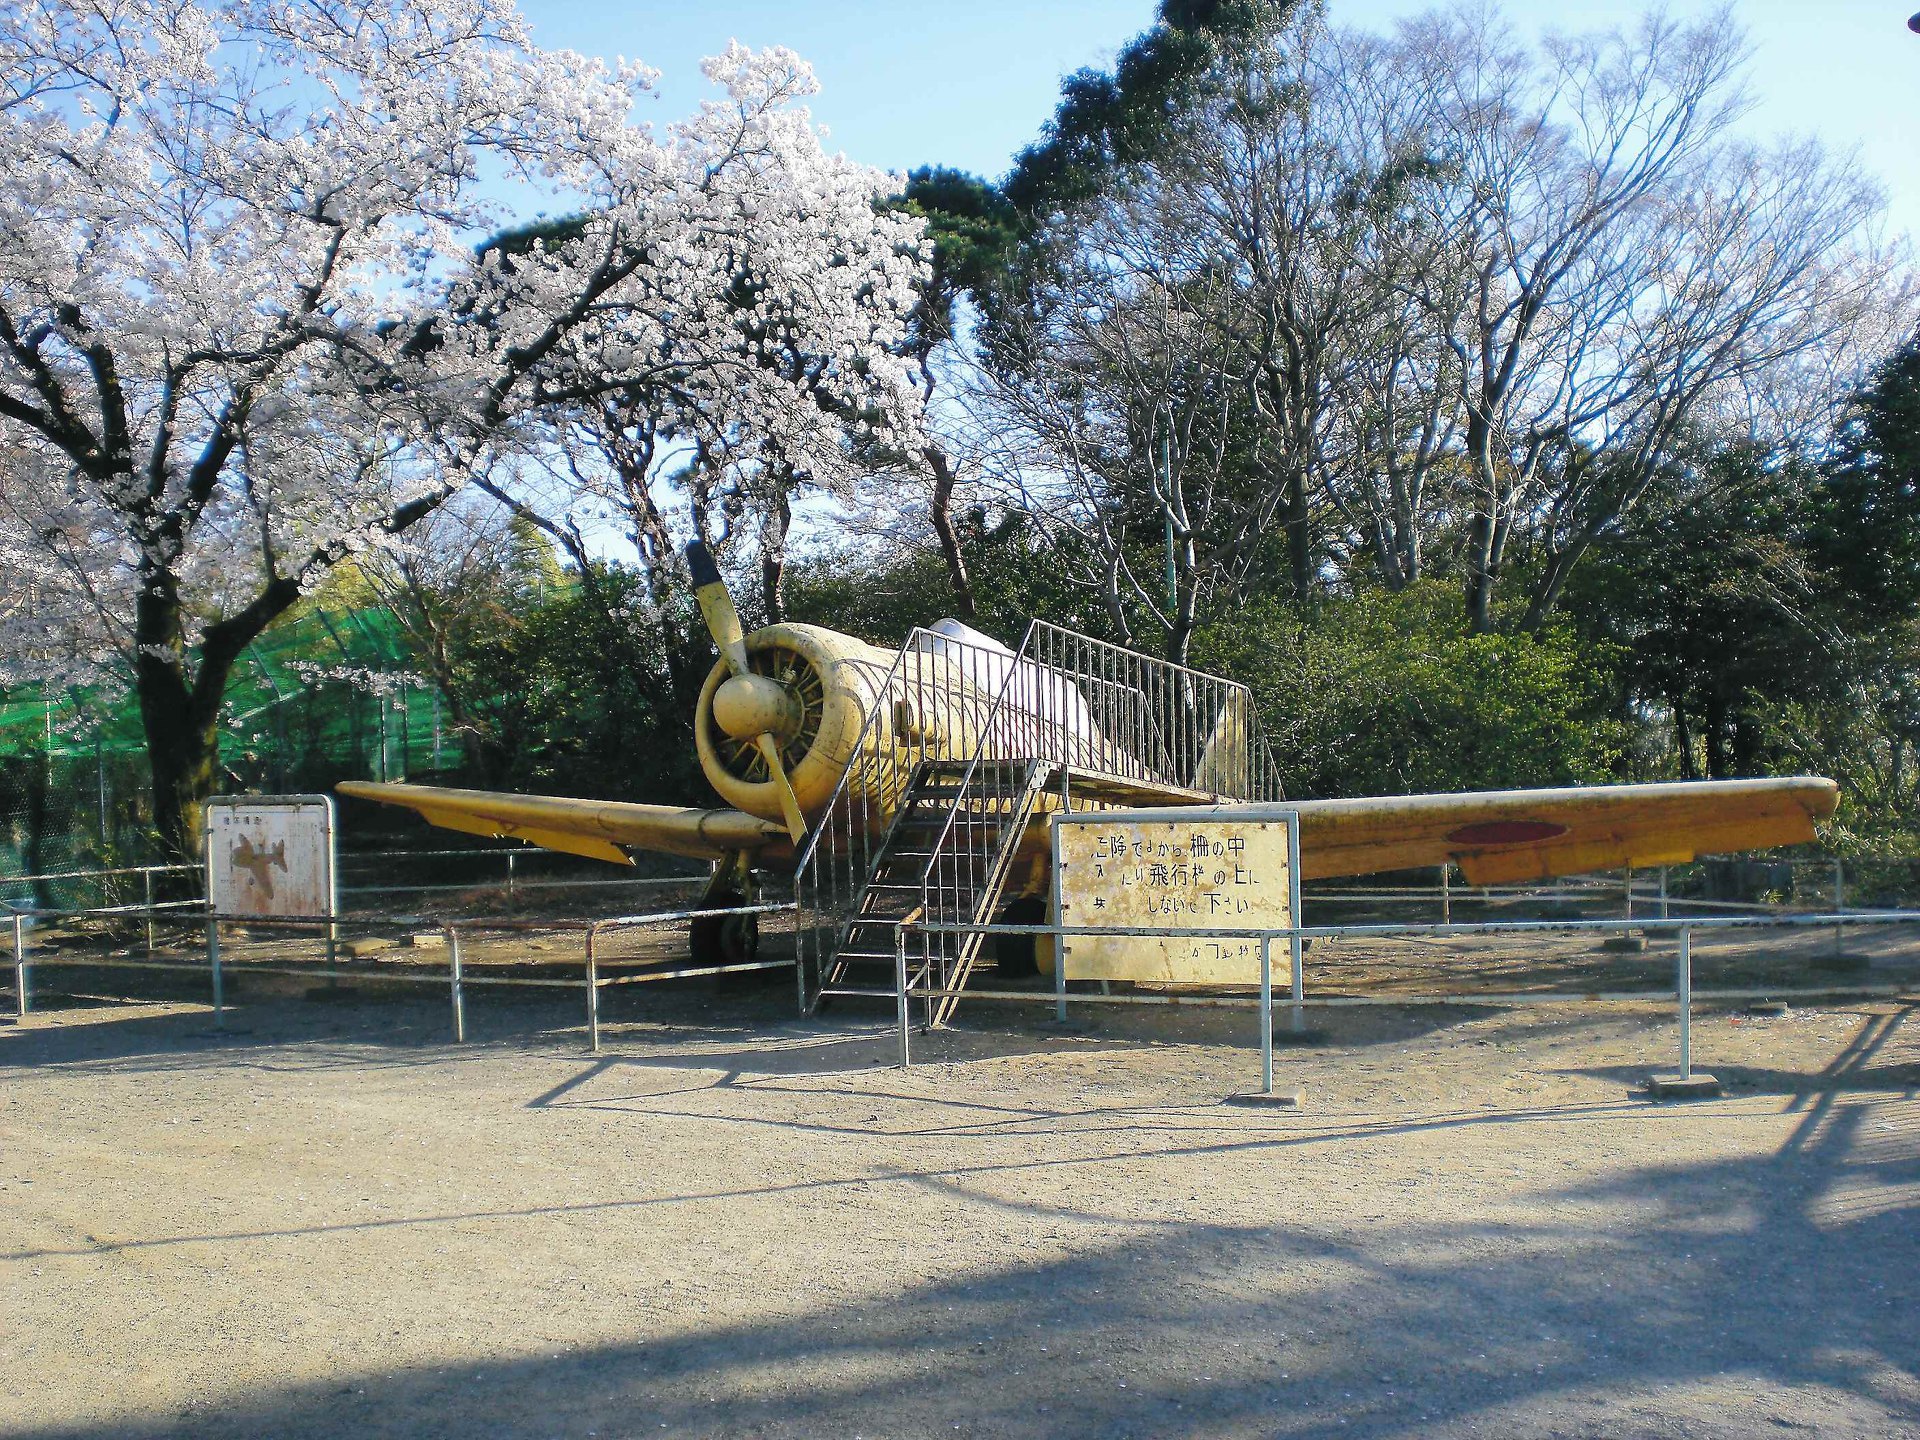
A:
[687,540,810,844]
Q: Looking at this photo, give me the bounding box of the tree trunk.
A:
[134,574,302,869]
[1166,526,1199,669]
[141,683,224,870]
[1286,465,1312,604]
[760,488,791,624]
[1704,691,1730,780]
[1731,713,1761,778]
[1673,699,1696,780]
[924,444,977,618]
[1464,519,1496,633]
[1522,526,1605,633]
[1463,415,1499,633]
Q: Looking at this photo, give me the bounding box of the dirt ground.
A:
[3,929,1919,1439]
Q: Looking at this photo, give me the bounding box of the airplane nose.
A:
[712,673,801,743]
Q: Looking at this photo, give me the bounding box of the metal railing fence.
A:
[5,900,796,1053]
[0,846,706,918]
[900,911,1920,1094]
[8,884,1916,1102]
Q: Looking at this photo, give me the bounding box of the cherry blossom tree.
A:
[0,0,926,859]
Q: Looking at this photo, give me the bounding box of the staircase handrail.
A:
[790,626,946,876]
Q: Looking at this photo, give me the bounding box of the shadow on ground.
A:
[8,1092,1918,1440]
[1563,1003,1920,1098]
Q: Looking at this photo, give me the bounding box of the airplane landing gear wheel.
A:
[994,895,1045,979]
[691,903,760,970]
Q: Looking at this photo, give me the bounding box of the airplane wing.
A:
[340,774,1836,883]
[335,782,785,865]
[1286,776,1838,884]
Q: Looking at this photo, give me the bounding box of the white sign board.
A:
[1053,810,1298,984]
[207,795,336,919]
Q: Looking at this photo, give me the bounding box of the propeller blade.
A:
[688,541,807,842]
[756,734,810,843]
[687,540,749,675]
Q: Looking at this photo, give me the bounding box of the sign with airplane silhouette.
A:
[207,795,336,920]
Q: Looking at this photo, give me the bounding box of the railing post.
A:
[1290,924,1306,1037]
[920,926,936,1032]
[585,924,601,1055]
[1259,934,1274,1095]
[1624,865,1634,924]
[1658,865,1669,922]
[1833,858,1846,956]
[208,913,223,1029]
[793,907,810,1016]
[12,912,27,1020]
[894,925,911,1068]
[1288,814,1306,1038]
[447,925,466,1044]
[1440,864,1451,926]
[1053,917,1068,1023]
[142,868,155,958]
[507,850,517,904]
[1677,925,1692,1080]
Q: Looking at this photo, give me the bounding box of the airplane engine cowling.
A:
[694,623,902,823]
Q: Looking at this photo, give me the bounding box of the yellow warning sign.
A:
[1053,815,1294,984]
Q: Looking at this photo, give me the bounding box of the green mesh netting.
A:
[0,604,445,900]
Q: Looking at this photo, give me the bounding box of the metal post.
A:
[208,915,223,1029]
[794,913,809,1016]
[12,912,27,1020]
[894,925,911,1068]
[325,830,339,982]
[1440,864,1451,925]
[1834,859,1845,956]
[1290,925,1306,1037]
[507,850,517,904]
[1052,916,1068,1023]
[1677,926,1692,1080]
[1258,934,1274,1094]
[1288,814,1306,1037]
[585,924,601,1055]
[921,928,936,1032]
[142,868,155,958]
[447,926,466,1044]
[1658,866,1669,922]
[1624,865,1634,924]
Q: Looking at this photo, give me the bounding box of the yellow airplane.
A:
[340,542,1838,981]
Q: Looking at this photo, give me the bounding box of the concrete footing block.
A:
[1646,1072,1721,1100]
[1042,1016,1094,1035]
[1600,934,1648,954]
[1229,1089,1304,1108]
[1745,1000,1790,1017]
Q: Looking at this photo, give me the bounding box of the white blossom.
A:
[0,0,927,828]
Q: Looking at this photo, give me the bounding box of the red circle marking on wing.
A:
[1444,819,1570,846]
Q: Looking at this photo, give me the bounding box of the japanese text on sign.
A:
[1053,815,1293,983]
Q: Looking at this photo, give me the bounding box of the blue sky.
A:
[514,0,1920,245]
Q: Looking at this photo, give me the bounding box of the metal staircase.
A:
[814,757,1048,1012]
[791,620,1286,1024]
